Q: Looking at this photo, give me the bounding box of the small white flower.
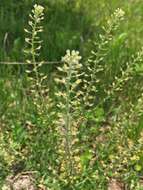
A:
[114,8,125,19]
[62,50,82,65]
[34,4,44,16]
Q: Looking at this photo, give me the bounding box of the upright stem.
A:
[31,19,39,83]
[65,64,74,177]
[31,17,45,111]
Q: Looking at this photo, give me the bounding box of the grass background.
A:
[0,0,143,62]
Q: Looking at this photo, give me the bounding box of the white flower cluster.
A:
[114,8,125,20]
[62,50,82,65]
[33,4,44,16]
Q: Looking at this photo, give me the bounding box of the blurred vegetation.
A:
[0,0,143,61]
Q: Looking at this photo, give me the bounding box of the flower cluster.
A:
[114,8,125,20]
[55,50,83,180]
[33,4,44,17]
[62,50,82,66]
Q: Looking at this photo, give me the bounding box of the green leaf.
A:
[134,164,142,172]
[80,151,93,167]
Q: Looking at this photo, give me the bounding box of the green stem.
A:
[65,63,74,177]
[31,16,45,112]
[31,18,39,83]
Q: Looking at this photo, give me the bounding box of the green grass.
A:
[1,0,143,61]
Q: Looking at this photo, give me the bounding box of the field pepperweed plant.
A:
[1,4,143,190]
